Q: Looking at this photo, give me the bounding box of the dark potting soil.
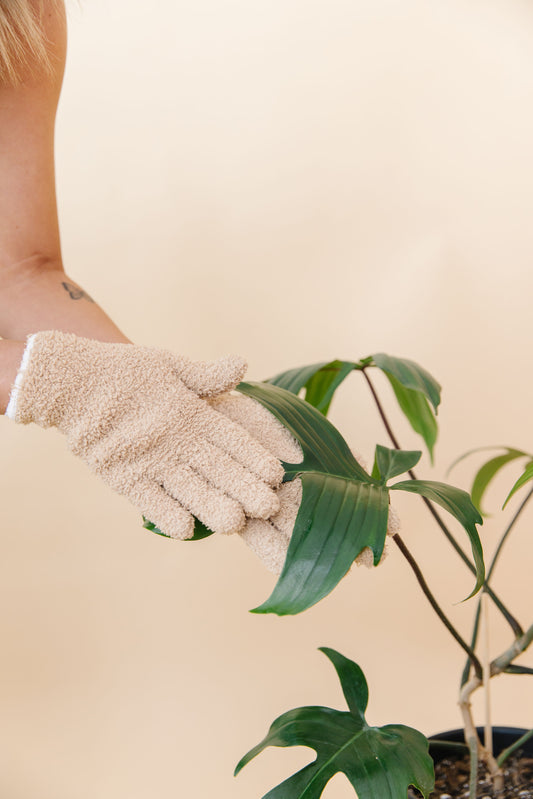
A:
[408,752,533,799]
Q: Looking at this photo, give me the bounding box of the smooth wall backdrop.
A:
[1,1,532,796]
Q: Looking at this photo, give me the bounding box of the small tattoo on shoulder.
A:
[61,281,95,303]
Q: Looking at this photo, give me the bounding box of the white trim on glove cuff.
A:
[5,334,37,420]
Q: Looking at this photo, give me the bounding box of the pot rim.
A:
[428,726,532,759]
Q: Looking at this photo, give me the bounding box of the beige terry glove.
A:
[210,392,400,574]
[6,331,284,539]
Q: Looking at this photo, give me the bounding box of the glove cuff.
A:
[5,330,100,429]
[5,333,38,421]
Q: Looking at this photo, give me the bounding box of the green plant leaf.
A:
[235,648,434,799]
[252,474,390,616]
[471,450,530,515]
[268,360,358,416]
[319,647,368,720]
[374,445,422,483]
[504,665,533,675]
[303,361,358,415]
[142,517,214,541]
[448,447,530,515]
[503,460,533,508]
[371,353,441,412]
[267,362,333,395]
[497,729,533,768]
[369,354,440,462]
[380,372,438,462]
[237,382,390,615]
[427,739,469,754]
[237,382,370,483]
[390,480,485,598]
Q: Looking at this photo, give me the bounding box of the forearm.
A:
[0,263,130,414]
[0,1,129,414]
[0,259,129,343]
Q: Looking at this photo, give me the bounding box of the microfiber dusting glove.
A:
[210,392,399,574]
[5,331,284,539]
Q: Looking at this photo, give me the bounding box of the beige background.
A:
[0,0,532,796]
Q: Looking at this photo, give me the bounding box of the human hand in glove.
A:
[210,392,400,574]
[5,331,284,539]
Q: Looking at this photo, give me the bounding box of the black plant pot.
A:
[428,726,533,760]
[417,727,533,797]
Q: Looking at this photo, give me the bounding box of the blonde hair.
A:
[0,0,55,84]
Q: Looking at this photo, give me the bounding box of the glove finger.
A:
[386,504,401,537]
[210,393,303,463]
[180,437,281,520]
[269,480,390,569]
[354,546,377,568]
[198,403,285,487]
[173,355,247,398]
[155,463,245,535]
[239,518,290,576]
[269,479,302,537]
[126,478,196,540]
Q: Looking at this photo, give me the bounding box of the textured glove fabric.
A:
[210,392,400,574]
[6,331,284,539]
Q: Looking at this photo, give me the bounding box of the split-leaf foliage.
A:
[235,647,435,799]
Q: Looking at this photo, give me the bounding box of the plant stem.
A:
[361,367,402,450]
[497,728,533,768]
[362,367,523,639]
[461,487,533,685]
[488,484,533,583]
[461,610,482,687]
[459,675,482,762]
[467,732,479,799]
[458,624,533,788]
[459,676,503,792]
[482,592,492,760]
[362,367,533,794]
[491,623,533,676]
[393,534,483,679]
[422,500,521,636]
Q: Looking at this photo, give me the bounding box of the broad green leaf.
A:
[251,474,390,616]
[379,372,438,462]
[267,362,333,395]
[267,360,358,416]
[371,353,441,412]
[141,371,367,556]
[391,480,485,597]
[235,648,434,799]
[238,382,371,483]
[374,445,422,483]
[303,361,358,415]
[369,354,440,462]
[142,517,214,541]
[237,382,389,615]
[503,460,533,508]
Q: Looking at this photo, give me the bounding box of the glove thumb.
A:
[174,354,248,397]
